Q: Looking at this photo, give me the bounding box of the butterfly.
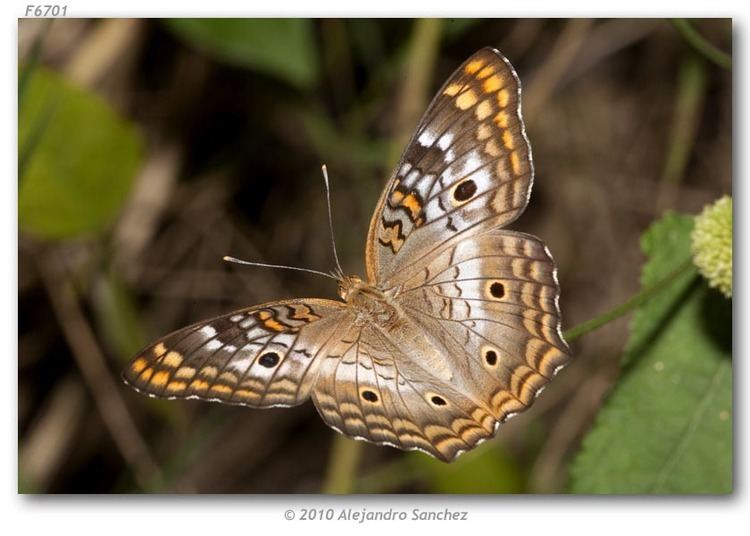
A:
[123,47,570,462]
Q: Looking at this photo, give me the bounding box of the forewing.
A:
[366,47,533,284]
[123,299,347,408]
[394,229,571,422]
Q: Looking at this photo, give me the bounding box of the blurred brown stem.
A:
[35,247,162,490]
[64,18,142,89]
[388,18,443,166]
[19,375,88,492]
[524,18,593,124]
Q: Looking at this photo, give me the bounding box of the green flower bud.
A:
[691,196,732,298]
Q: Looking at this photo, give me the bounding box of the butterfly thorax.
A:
[338,274,454,379]
[337,275,402,329]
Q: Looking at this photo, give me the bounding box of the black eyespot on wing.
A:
[453,180,477,202]
[362,390,378,403]
[430,395,447,406]
[490,281,505,299]
[485,349,498,366]
[259,352,280,368]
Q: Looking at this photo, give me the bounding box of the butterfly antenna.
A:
[222,256,337,280]
[223,166,345,283]
[321,164,345,279]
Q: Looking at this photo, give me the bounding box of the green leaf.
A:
[166,19,318,89]
[569,213,732,494]
[19,68,143,239]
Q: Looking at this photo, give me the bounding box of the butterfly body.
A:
[124,48,571,462]
[338,275,399,326]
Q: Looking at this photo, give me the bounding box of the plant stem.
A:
[672,19,732,70]
[388,18,443,166]
[35,247,163,490]
[564,258,697,342]
[657,53,707,212]
[321,434,363,494]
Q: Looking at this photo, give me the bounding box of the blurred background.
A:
[18,18,731,493]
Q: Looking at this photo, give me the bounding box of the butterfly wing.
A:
[393,229,571,423]
[312,230,569,461]
[366,47,533,284]
[123,299,348,408]
[310,323,498,462]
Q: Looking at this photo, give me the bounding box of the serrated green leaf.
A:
[166,19,318,89]
[19,68,143,239]
[569,213,732,494]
